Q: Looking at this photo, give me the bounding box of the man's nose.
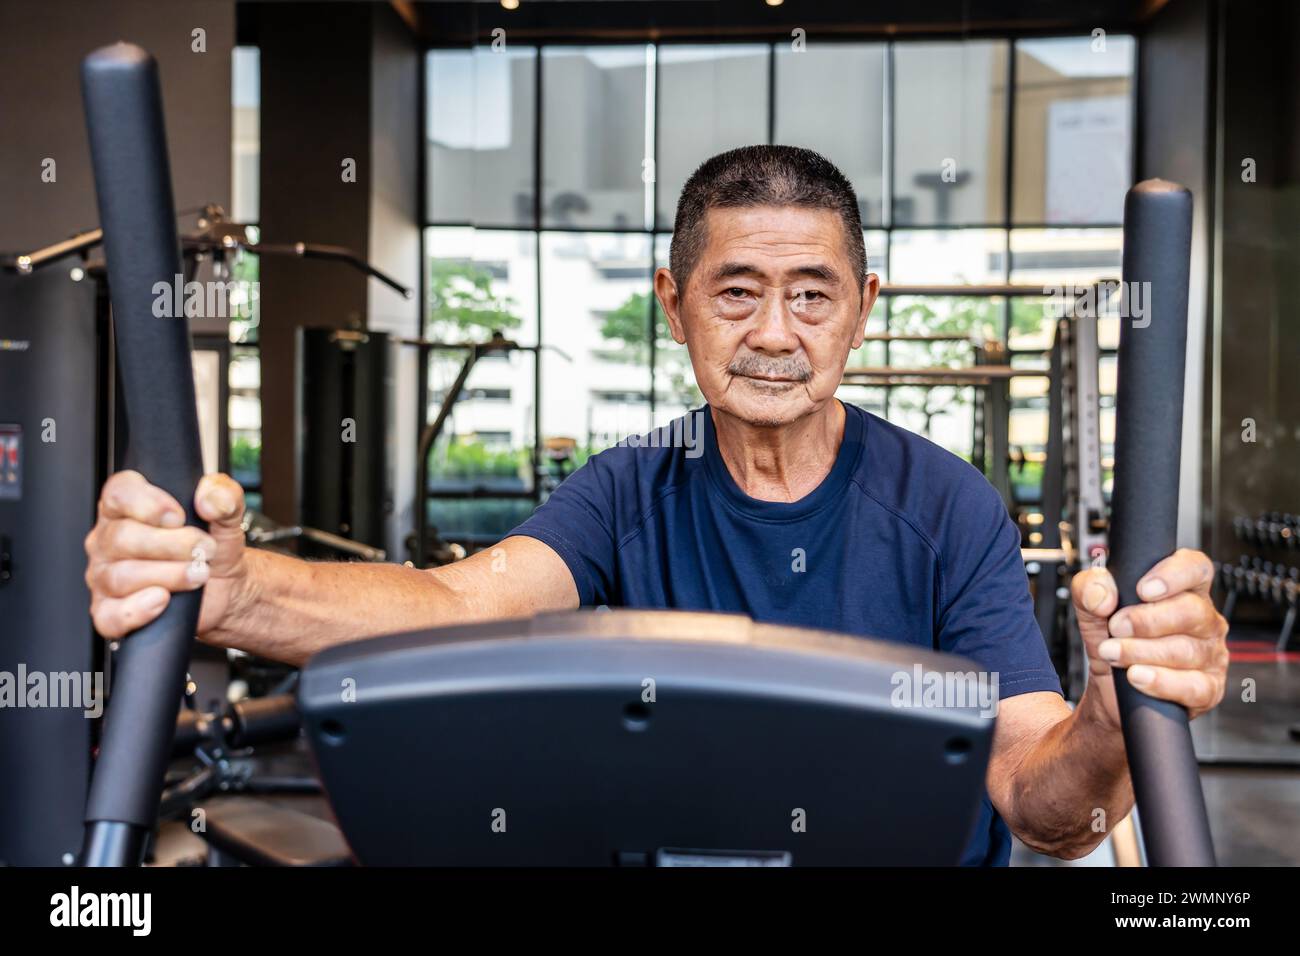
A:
[746,290,801,353]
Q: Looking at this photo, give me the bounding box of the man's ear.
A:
[654,267,687,344]
[851,273,881,349]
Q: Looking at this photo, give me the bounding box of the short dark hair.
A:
[668,145,867,293]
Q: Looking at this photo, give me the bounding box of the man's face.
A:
[655,205,879,428]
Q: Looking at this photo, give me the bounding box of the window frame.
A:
[418,33,1140,506]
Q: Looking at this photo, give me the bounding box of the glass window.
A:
[888,229,1006,285]
[1008,296,1057,352]
[774,43,887,227]
[231,47,260,224]
[1009,228,1122,286]
[415,34,1138,521]
[424,228,538,498]
[884,295,1000,460]
[864,229,888,282]
[229,49,260,500]
[427,47,537,227]
[836,381,888,419]
[229,345,261,500]
[893,41,1009,226]
[1013,36,1135,225]
[1009,352,1050,502]
[542,47,651,230]
[889,385,977,459]
[652,234,703,424]
[656,45,770,230]
[888,295,1002,367]
[542,232,653,454]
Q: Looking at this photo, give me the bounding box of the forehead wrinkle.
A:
[712,230,848,276]
[706,257,844,288]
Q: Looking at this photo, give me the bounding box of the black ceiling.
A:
[405,0,1168,45]
[238,0,1172,48]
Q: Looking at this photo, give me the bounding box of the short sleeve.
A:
[936,480,1063,700]
[507,457,619,606]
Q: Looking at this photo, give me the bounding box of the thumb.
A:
[1071,566,1119,651]
[194,474,246,555]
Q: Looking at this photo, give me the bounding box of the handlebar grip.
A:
[227,695,302,748]
[79,43,205,866]
[1109,179,1216,866]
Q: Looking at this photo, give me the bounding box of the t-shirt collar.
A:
[700,400,864,520]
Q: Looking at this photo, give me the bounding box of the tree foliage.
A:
[426,259,523,340]
[599,290,702,408]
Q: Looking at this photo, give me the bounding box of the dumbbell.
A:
[1278,567,1300,652]
[1242,557,1264,597]
[1282,514,1299,550]
[1265,513,1285,548]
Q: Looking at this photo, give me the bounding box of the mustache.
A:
[728,354,813,382]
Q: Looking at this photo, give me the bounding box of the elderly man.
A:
[84,145,1228,865]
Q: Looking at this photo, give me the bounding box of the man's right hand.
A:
[84,470,248,640]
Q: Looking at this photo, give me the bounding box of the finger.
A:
[1135,548,1215,601]
[99,520,217,563]
[90,587,171,640]
[88,557,210,599]
[1124,664,1222,713]
[195,473,245,530]
[99,470,186,528]
[1071,566,1118,632]
[1097,633,1210,670]
[1109,591,1226,642]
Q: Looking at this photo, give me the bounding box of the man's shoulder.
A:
[846,404,1005,541]
[560,409,704,515]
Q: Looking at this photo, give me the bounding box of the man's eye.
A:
[726,288,750,299]
[798,290,825,302]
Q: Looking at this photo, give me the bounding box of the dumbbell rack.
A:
[1216,512,1300,651]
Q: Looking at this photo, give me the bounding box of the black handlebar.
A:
[1109,179,1216,866]
[79,43,206,867]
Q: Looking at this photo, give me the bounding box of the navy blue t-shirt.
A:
[510,402,1062,865]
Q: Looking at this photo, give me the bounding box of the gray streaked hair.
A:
[668,145,867,293]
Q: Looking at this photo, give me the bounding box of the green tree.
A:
[600,291,702,408]
[426,259,523,341]
[423,259,527,486]
[883,296,1000,446]
[433,440,529,479]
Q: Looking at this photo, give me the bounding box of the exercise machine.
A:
[73,42,1214,867]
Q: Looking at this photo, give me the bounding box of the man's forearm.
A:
[1000,683,1134,859]
[205,549,473,666]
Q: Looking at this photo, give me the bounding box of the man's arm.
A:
[986,550,1228,859]
[86,471,578,667]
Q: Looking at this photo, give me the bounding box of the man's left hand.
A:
[1071,548,1229,721]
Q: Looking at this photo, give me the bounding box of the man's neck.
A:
[710,400,847,503]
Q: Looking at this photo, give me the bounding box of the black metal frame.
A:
[416,30,1140,512]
